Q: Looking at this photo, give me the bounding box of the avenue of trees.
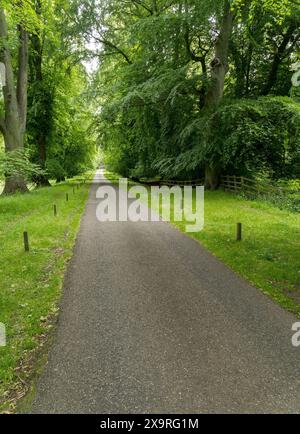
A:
[0,0,299,193]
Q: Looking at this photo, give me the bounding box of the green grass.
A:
[106,171,300,316]
[0,178,91,412]
[173,190,300,315]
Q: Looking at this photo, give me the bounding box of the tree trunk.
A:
[30,0,51,186]
[204,1,235,108]
[0,7,29,194]
[17,24,29,144]
[204,1,235,190]
[204,166,220,191]
[35,134,51,186]
[3,175,29,194]
[56,176,66,183]
[261,20,298,96]
[30,13,51,187]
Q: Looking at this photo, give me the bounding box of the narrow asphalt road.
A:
[31,171,300,414]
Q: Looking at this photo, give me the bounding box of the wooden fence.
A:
[140,178,204,187]
[99,171,300,199]
[221,175,300,197]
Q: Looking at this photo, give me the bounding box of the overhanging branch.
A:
[94,37,132,65]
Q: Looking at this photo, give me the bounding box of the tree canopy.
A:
[0,0,299,193]
[91,0,300,187]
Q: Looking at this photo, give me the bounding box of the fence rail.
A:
[106,172,299,199]
[221,175,300,197]
[140,178,205,187]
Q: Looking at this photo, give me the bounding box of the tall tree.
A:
[203,0,236,189]
[0,4,30,193]
[28,0,51,186]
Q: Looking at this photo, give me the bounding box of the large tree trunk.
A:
[2,174,28,194]
[29,3,51,188]
[0,7,29,194]
[204,1,234,108]
[204,1,235,190]
[17,24,29,145]
[2,125,25,194]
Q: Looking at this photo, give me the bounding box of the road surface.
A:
[31,170,300,413]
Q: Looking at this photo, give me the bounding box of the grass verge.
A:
[174,190,300,316]
[0,178,91,412]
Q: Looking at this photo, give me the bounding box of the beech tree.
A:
[0,1,37,193]
[202,0,235,189]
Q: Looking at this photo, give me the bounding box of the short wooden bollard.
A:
[236,223,242,241]
[54,204,57,216]
[66,193,69,202]
[23,232,29,252]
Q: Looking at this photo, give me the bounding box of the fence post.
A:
[54,204,57,216]
[23,232,30,252]
[236,223,242,241]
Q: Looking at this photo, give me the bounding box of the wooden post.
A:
[23,232,29,252]
[54,204,57,216]
[66,193,69,202]
[237,223,242,241]
[225,175,229,192]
